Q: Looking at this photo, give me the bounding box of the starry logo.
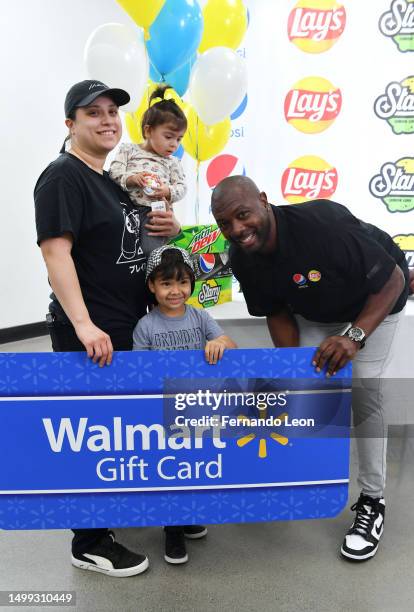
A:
[369,157,414,212]
[197,279,221,307]
[374,76,414,134]
[379,0,414,52]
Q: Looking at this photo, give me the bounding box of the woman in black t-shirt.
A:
[34,80,181,578]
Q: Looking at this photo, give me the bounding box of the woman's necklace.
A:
[69,149,104,175]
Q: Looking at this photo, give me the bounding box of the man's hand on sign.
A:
[312,335,359,377]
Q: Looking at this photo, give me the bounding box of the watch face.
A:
[348,327,365,342]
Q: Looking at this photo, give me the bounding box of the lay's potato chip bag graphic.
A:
[379,0,414,52]
[284,76,342,133]
[369,157,414,212]
[287,0,346,54]
[393,234,414,266]
[281,156,338,203]
[374,76,414,134]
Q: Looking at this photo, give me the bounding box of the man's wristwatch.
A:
[343,326,366,349]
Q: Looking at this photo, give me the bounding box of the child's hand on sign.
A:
[205,335,237,365]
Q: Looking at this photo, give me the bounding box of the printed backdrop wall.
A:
[176,0,414,270]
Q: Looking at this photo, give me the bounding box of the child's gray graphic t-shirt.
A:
[133,305,223,351]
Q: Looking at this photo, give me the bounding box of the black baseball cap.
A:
[64,80,130,117]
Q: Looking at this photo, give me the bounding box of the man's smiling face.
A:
[212,187,273,254]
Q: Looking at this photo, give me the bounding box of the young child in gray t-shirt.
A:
[133,245,236,564]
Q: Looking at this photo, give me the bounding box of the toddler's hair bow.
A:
[149,96,163,107]
[149,91,178,107]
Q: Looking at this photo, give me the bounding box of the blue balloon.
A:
[147,0,203,77]
[166,53,196,96]
[149,53,196,97]
[173,144,184,160]
[149,62,162,83]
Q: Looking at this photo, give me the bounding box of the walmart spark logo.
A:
[236,406,289,459]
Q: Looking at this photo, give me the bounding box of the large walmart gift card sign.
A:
[0,349,351,529]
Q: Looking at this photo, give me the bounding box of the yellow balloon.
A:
[125,112,143,144]
[182,104,231,162]
[125,81,155,143]
[116,0,165,34]
[125,81,185,144]
[199,0,247,53]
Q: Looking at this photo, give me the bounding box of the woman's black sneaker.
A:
[71,531,149,577]
[341,493,385,561]
[183,525,208,539]
[164,528,188,564]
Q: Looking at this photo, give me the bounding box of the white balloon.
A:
[84,23,149,113]
[189,47,247,125]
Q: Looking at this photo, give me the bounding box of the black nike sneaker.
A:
[341,493,385,561]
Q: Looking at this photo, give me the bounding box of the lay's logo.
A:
[281,156,338,203]
[284,76,342,133]
[288,0,346,53]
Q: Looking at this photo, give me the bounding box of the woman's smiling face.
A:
[66,95,122,155]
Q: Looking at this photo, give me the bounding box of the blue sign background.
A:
[0,348,351,529]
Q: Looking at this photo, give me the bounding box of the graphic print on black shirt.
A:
[34,153,147,329]
[117,205,144,266]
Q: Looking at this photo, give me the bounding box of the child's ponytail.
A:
[141,84,187,135]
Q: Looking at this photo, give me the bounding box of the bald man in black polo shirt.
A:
[211,175,409,562]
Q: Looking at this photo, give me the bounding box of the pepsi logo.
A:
[199,254,216,274]
[293,273,307,285]
[231,94,248,120]
[206,154,246,189]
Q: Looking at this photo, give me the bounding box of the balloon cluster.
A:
[84,0,248,163]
